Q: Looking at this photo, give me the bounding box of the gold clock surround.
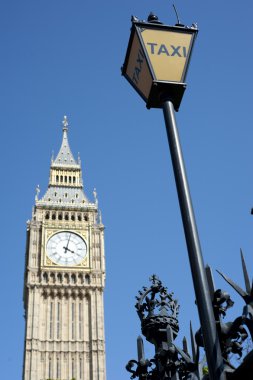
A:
[43,228,89,269]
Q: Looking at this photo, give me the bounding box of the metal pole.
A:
[162,99,225,380]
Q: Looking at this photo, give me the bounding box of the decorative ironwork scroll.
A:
[126,254,253,380]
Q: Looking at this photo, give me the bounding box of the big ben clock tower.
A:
[23,117,106,380]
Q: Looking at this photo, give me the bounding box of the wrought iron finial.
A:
[135,275,180,344]
[149,274,161,287]
[127,277,200,380]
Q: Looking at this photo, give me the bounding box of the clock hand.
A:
[64,234,71,253]
[63,246,75,254]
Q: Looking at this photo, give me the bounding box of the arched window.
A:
[64,273,69,284]
[65,176,67,183]
[56,175,59,183]
[69,176,72,183]
[45,212,50,220]
[52,213,56,220]
[71,214,75,221]
[84,215,88,222]
[58,213,62,220]
[60,175,63,182]
[71,274,76,284]
[77,214,82,222]
[85,274,90,284]
[65,213,69,221]
[78,273,84,284]
[73,176,76,184]
[50,273,55,284]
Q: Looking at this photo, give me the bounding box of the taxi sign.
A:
[122,18,198,110]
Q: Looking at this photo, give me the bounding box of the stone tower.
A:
[23,117,106,380]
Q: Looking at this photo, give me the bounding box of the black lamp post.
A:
[122,13,225,380]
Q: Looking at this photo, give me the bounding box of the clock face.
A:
[46,231,87,266]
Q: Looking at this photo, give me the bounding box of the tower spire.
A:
[38,117,90,205]
[52,115,77,166]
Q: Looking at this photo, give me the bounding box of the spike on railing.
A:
[182,336,188,355]
[137,336,145,363]
[205,265,215,301]
[241,249,251,294]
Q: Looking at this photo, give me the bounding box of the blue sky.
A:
[1,0,253,378]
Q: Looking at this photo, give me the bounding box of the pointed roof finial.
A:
[62,115,68,131]
[93,187,98,205]
[78,152,81,165]
[35,184,40,201]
